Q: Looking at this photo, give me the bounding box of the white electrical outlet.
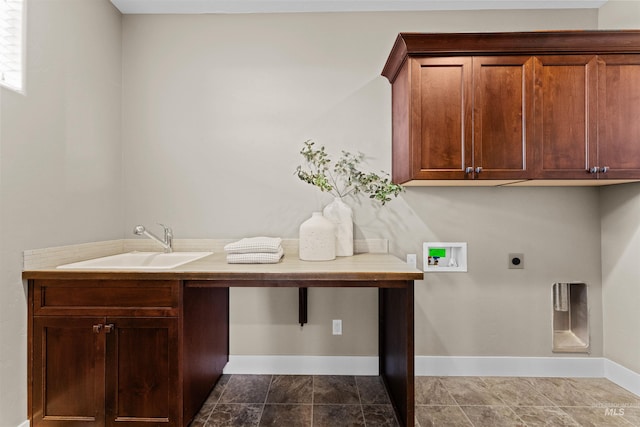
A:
[406,254,417,269]
[332,319,342,335]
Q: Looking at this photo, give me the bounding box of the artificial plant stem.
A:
[327,170,345,198]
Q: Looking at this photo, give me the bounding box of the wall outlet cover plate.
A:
[332,319,342,335]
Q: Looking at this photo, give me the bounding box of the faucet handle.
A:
[158,223,173,241]
[157,223,173,253]
[157,223,172,232]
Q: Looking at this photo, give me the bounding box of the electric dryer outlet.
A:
[509,253,524,269]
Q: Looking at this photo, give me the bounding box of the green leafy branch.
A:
[295,140,404,205]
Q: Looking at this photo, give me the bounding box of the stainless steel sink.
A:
[56,251,213,270]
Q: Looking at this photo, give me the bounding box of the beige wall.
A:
[598,0,640,375]
[600,183,640,374]
[599,0,640,28]
[2,2,639,424]
[121,9,603,359]
[0,0,122,425]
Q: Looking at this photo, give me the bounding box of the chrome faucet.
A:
[133,224,173,253]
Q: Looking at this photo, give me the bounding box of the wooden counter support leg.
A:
[183,286,229,424]
[379,282,415,427]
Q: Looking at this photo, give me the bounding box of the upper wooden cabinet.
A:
[382,31,640,186]
[404,55,533,183]
[598,54,640,180]
[531,55,598,180]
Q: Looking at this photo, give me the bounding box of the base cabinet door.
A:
[32,317,179,427]
[32,317,106,427]
[105,318,179,427]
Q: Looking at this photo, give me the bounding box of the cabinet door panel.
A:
[412,57,473,179]
[473,56,533,179]
[598,54,640,179]
[105,318,179,427]
[532,55,597,179]
[32,317,105,427]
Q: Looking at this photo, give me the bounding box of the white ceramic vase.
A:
[299,212,336,261]
[323,197,354,257]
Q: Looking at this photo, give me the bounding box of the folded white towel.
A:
[226,247,285,264]
[224,237,283,254]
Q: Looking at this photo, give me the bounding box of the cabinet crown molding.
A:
[382,30,640,83]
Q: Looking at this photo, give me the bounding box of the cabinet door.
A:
[105,318,179,427]
[410,57,473,180]
[532,55,598,179]
[473,56,534,180]
[598,54,640,179]
[32,317,106,427]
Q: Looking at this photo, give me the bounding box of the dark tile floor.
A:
[190,375,640,427]
[189,374,398,427]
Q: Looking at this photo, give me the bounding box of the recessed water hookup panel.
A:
[423,242,467,272]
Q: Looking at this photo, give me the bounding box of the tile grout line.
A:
[529,377,603,426]
[355,376,367,427]
[478,377,531,427]
[258,374,274,427]
[202,375,229,427]
[620,413,637,427]
[438,377,476,427]
[311,375,315,427]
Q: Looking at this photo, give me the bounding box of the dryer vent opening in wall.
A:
[552,282,590,353]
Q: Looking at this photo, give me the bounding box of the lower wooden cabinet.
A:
[106,317,179,426]
[28,280,229,427]
[32,316,178,427]
[32,317,107,426]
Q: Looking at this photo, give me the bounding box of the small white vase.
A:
[323,197,354,257]
[299,212,336,261]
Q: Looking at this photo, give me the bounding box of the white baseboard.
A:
[17,421,29,427]
[224,355,379,375]
[604,358,640,397]
[414,356,605,378]
[223,355,639,397]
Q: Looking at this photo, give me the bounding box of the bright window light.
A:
[0,0,24,92]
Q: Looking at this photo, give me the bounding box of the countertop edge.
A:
[23,252,424,282]
[22,270,424,281]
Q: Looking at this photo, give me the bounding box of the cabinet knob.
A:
[589,167,599,174]
[465,167,473,174]
[93,324,103,334]
[104,324,115,334]
[475,167,483,174]
[600,166,610,174]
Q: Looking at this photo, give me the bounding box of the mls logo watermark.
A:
[604,407,625,417]
[598,403,633,417]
